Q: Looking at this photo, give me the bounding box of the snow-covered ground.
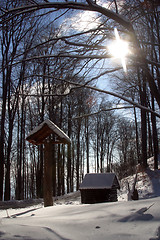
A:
[119,157,160,201]
[0,158,160,240]
[0,197,160,240]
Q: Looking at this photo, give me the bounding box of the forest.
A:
[0,0,160,201]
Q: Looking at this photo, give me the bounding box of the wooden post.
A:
[26,120,71,206]
[44,142,53,207]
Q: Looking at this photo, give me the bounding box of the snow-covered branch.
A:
[0,1,133,32]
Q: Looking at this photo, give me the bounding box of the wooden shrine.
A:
[26,119,71,207]
[79,173,120,204]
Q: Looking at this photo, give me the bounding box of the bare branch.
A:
[0,1,133,32]
[63,80,160,118]
[146,59,160,68]
[62,39,106,49]
[12,26,111,61]
[1,0,160,107]
[140,41,160,47]
[73,106,134,119]
[15,74,160,119]
[10,53,111,67]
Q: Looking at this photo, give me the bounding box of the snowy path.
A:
[0,197,160,240]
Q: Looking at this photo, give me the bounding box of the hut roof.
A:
[26,119,71,145]
[79,173,120,190]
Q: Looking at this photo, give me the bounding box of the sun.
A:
[108,28,129,72]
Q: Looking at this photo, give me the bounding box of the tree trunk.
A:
[0,95,6,200]
[36,145,44,198]
[147,113,153,157]
[133,106,140,163]
[0,40,8,201]
[100,129,104,173]
[52,144,56,197]
[96,116,99,173]
[151,97,159,170]
[67,104,72,193]
[57,145,62,196]
[85,117,89,173]
[62,145,65,195]
[76,120,81,191]
[4,119,13,201]
[71,142,74,192]
[138,68,148,169]
[140,81,148,168]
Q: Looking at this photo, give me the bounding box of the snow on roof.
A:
[79,173,120,190]
[26,119,71,145]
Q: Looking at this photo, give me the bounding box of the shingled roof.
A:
[26,119,71,145]
[79,173,120,190]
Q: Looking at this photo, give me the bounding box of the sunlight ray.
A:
[108,28,129,72]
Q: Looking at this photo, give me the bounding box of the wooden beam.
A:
[43,142,53,207]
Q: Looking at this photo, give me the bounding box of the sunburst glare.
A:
[108,28,129,72]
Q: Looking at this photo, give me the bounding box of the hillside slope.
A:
[118,157,160,201]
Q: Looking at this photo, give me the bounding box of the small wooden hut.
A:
[79,173,120,204]
[26,119,71,207]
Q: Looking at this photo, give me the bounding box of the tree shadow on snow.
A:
[118,207,154,222]
[43,227,71,240]
[0,227,72,240]
[0,231,5,237]
[9,207,42,218]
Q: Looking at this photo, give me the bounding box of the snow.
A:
[0,197,160,240]
[119,157,160,201]
[26,119,71,144]
[0,158,160,240]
